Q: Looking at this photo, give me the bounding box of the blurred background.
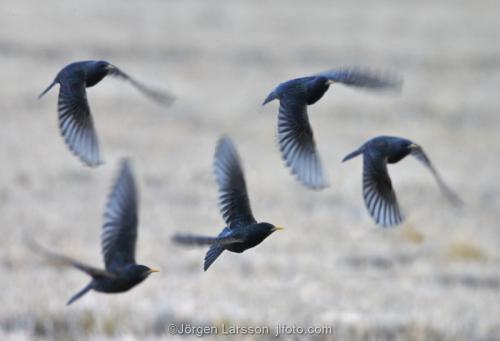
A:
[1,0,500,339]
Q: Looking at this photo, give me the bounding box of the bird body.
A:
[223,223,278,253]
[172,137,283,271]
[263,67,402,190]
[343,135,460,227]
[264,76,330,106]
[91,264,154,293]
[39,60,174,167]
[349,136,413,163]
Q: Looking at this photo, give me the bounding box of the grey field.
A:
[1,0,500,340]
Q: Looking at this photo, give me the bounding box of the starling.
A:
[172,137,284,271]
[38,60,174,167]
[31,160,158,305]
[262,67,402,190]
[342,136,461,227]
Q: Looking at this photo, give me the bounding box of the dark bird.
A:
[38,60,174,167]
[342,136,461,227]
[172,137,283,271]
[262,67,402,190]
[30,160,159,305]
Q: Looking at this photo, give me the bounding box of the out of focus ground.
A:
[1,0,500,339]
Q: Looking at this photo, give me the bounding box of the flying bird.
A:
[262,67,402,190]
[342,136,461,227]
[30,160,159,305]
[38,60,175,167]
[172,137,284,271]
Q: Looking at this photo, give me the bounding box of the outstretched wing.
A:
[410,145,462,205]
[107,65,175,106]
[278,96,328,190]
[58,72,102,167]
[101,159,139,271]
[28,239,115,279]
[214,137,257,229]
[362,151,403,227]
[316,66,402,91]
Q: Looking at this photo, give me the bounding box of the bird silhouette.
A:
[263,67,402,190]
[30,159,158,305]
[172,137,283,271]
[38,60,174,167]
[342,136,461,227]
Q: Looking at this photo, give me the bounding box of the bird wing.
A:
[410,145,462,205]
[203,227,232,271]
[28,239,115,279]
[101,159,139,271]
[363,151,403,227]
[316,67,402,91]
[106,64,175,106]
[58,72,102,167]
[214,137,257,229]
[278,96,328,190]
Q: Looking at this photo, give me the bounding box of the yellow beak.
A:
[273,226,285,231]
[409,143,419,149]
[148,269,160,274]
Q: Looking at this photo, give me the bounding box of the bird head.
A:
[256,222,284,238]
[407,142,420,151]
[135,265,160,279]
[305,76,331,105]
[94,60,110,71]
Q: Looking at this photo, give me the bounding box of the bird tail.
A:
[172,234,220,246]
[262,90,277,105]
[342,148,363,162]
[204,245,224,271]
[38,79,57,99]
[67,282,93,306]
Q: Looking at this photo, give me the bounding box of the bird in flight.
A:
[262,67,402,190]
[38,60,175,167]
[342,136,461,227]
[31,160,159,305]
[172,137,284,271]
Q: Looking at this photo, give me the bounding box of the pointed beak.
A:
[105,64,117,72]
[326,80,335,85]
[273,226,285,232]
[262,91,277,106]
[148,269,160,274]
[409,143,419,149]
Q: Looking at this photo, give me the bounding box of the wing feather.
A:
[101,160,138,271]
[363,152,403,227]
[57,74,102,167]
[214,137,256,229]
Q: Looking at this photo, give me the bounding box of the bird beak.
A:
[327,80,335,85]
[148,269,160,274]
[273,226,285,232]
[409,143,419,149]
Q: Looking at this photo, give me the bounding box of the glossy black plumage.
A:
[342,136,461,227]
[39,60,174,167]
[263,67,402,190]
[31,160,158,305]
[172,137,283,271]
